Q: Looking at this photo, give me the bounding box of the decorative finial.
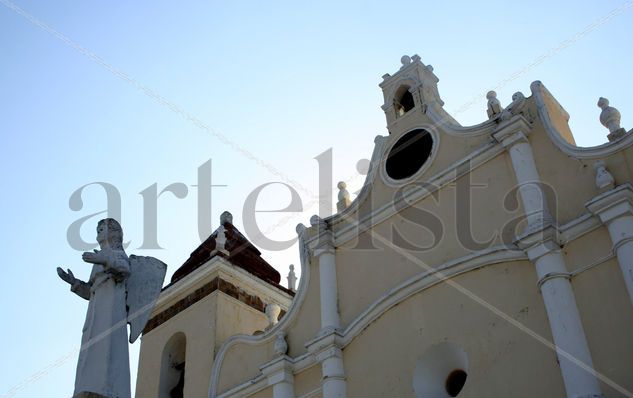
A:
[500,92,526,121]
[265,303,281,329]
[486,91,503,119]
[287,264,297,292]
[220,211,233,225]
[400,55,411,67]
[356,158,370,175]
[336,181,352,212]
[426,64,433,72]
[274,332,288,356]
[593,160,615,193]
[598,97,626,141]
[310,215,324,227]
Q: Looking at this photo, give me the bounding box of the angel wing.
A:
[126,255,167,343]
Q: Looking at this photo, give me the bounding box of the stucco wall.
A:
[136,293,218,398]
[342,260,566,397]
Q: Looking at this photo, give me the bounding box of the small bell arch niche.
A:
[159,332,186,398]
[394,84,416,116]
[412,342,469,398]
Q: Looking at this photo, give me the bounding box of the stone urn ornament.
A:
[598,97,626,141]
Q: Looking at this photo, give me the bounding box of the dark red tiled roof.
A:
[170,221,285,290]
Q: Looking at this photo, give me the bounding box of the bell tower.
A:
[134,212,294,398]
[379,54,458,136]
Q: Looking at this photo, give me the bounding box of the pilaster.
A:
[493,116,552,232]
[311,216,341,330]
[518,227,603,398]
[306,329,346,398]
[586,183,633,306]
[260,356,295,398]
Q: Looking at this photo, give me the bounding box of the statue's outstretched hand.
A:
[57,267,76,285]
[82,249,106,265]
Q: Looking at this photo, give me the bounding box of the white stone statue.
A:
[57,219,167,398]
[500,91,526,121]
[486,90,503,119]
[336,181,352,212]
[274,332,288,356]
[287,264,297,292]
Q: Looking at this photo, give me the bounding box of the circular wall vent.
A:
[413,342,469,398]
[385,129,433,180]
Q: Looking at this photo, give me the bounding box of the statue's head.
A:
[97,218,123,249]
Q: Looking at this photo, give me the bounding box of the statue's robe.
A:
[71,250,131,398]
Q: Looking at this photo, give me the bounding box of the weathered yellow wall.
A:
[136,290,272,398]
[247,386,273,398]
[336,153,522,327]
[343,261,566,397]
[565,228,633,396]
[136,293,218,398]
[293,364,321,398]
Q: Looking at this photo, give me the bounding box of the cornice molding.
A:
[586,183,633,224]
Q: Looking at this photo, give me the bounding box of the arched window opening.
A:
[159,332,186,398]
[394,86,415,116]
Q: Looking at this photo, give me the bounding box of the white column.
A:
[587,184,633,306]
[311,215,341,330]
[308,217,346,398]
[318,347,346,398]
[315,245,340,329]
[496,118,602,397]
[261,356,295,398]
[493,118,551,231]
[527,239,603,398]
[306,331,347,398]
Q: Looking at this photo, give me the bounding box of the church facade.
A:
[135,55,633,398]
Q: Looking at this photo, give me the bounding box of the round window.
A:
[385,129,433,180]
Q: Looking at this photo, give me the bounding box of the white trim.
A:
[424,104,497,137]
[297,387,323,398]
[210,245,526,397]
[215,358,319,398]
[326,140,505,245]
[326,135,388,229]
[208,230,314,398]
[531,81,633,159]
[209,209,612,397]
[339,246,526,346]
[152,256,292,318]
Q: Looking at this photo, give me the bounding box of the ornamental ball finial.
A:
[401,55,411,66]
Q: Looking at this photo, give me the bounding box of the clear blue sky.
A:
[1,1,632,397]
